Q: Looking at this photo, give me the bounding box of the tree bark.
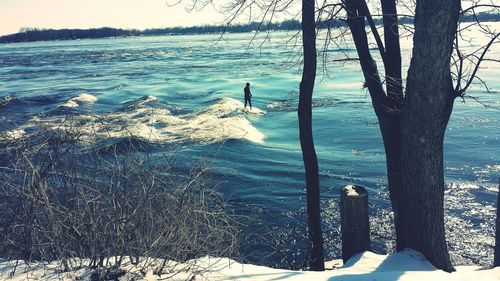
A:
[493,178,500,267]
[344,0,404,248]
[340,185,371,262]
[379,0,404,248]
[345,0,460,271]
[381,0,403,102]
[399,0,460,272]
[298,0,324,271]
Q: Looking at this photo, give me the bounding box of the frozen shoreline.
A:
[2,249,499,281]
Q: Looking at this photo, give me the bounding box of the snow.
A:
[2,129,24,139]
[344,185,360,196]
[343,185,367,197]
[1,249,499,281]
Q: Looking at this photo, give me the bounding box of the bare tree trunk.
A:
[345,0,459,271]
[495,178,500,267]
[344,0,404,247]
[379,0,404,245]
[399,0,460,272]
[298,0,325,271]
[381,0,403,100]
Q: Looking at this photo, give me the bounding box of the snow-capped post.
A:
[340,185,371,263]
[495,177,500,267]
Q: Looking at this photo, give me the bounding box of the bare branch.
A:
[458,31,500,95]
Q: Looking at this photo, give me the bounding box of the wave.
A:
[0,95,15,107]
[1,94,76,110]
[445,178,499,193]
[60,93,98,108]
[2,96,266,145]
[266,97,341,112]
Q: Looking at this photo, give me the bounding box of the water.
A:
[0,28,499,268]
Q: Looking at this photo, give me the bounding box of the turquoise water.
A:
[0,30,499,268]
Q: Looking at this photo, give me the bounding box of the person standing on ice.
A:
[244,82,252,110]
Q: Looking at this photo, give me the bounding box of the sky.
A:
[0,0,226,36]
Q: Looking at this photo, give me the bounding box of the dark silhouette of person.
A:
[244,82,252,110]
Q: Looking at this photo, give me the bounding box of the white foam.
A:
[485,165,500,172]
[447,182,498,193]
[20,97,266,145]
[60,93,97,108]
[449,182,481,190]
[61,100,79,108]
[203,97,266,116]
[73,93,98,103]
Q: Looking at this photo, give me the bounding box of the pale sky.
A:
[0,0,226,36]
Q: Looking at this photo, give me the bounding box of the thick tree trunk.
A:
[298,0,325,271]
[344,0,404,247]
[379,0,404,248]
[381,0,403,102]
[346,0,460,271]
[495,178,500,267]
[399,0,460,272]
[379,116,402,241]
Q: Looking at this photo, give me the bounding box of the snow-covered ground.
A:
[1,249,499,280]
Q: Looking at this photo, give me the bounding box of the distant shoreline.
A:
[1,13,499,44]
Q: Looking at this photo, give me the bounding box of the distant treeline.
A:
[0,27,141,44]
[1,12,498,44]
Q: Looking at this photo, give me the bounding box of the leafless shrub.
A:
[0,124,239,279]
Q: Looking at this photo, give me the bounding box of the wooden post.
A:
[494,177,500,267]
[340,185,371,263]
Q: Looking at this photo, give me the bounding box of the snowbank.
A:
[1,249,499,281]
